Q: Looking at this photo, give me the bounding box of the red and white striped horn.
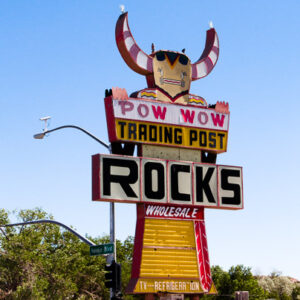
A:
[191,28,219,81]
[115,13,153,75]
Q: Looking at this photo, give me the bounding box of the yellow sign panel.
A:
[140,219,198,278]
[130,219,217,294]
[115,119,227,152]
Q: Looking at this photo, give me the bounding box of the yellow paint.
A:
[138,219,199,280]
[140,91,157,98]
[143,219,195,248]
[115,119,227,152]
[189,98,205,105]
[133,278,217,294]
[132,218,217,295]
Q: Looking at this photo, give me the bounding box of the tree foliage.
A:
[0,208,134,299]
[202,265,266,300]
[203,265,300,300]
[258,273,300,300]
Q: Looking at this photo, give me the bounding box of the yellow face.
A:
[152,51,192,102]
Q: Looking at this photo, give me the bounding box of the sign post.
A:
[93,10,243,299]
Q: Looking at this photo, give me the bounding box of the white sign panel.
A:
[168,161,193,205]
[92,154,243,210]
[100,155,140,202]
[193,164,218,207]
[112,98,229,131]
[142,158,168,203]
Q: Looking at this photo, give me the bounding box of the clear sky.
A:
[1,0,299,279]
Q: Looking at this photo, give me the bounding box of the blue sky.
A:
[1,1,299,279]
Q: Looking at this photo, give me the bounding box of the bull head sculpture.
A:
[115,12,219,104]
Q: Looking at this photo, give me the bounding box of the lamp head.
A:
[33,133,46,139]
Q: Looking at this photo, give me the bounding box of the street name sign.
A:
[90,243,114,256]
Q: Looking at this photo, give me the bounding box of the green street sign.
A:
[90,243,114,256]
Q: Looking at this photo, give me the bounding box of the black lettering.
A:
[221,169,241,205]
[128,123,137,139]
[218,133,225,149]
[118,121,126,138]
[208,132,216,148]
[139,124,147,140]
[144,162,165,200]
[195,166,216,203]
[189,130,197,145]
[159,126,163,142]
[170,164,190,201]
[103,158,138,198]
[199,131,207,147]
[149,125,157,141]
[174,128,182,144]
[164,127,172,143]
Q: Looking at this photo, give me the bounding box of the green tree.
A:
[202,265,266,300]
[0,208,134,300]
[291,284,300,300]
[228,265,266,299]
[258,273,300,300]
[209,265,231,299]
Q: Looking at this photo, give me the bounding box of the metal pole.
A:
[0,219,96,246]
[110,202,116,262]
[107,146,116,299]
[34,125,110,150]
[107,145,116,264]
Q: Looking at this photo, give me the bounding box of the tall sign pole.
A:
[93,10,243,299]
[109,202,116,262]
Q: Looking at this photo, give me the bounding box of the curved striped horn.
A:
[191,28,219,81]
[115,12,153,75]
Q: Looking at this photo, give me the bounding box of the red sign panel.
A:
[144,204,204,220]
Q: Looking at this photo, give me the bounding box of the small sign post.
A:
[90,243,114,256]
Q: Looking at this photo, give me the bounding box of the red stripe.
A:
[131,204,146,278]
[192,64,197,79]
[147,57,153,72]
[195,220,212,292]
[92,154,100,201]
[212,46,219,54]
[123,31,131,39]
[205,57,213,74]
[130,44,140,61]
[164,79,181,84]
[104,96,117,142]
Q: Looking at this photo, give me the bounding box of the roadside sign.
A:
[92,154,243,210]
[90,243,114,256]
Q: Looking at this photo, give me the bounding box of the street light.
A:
[34,124,110,150]
[33,120,116,264]
[1,219,96,246]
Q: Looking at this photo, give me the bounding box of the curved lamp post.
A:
[1,219,95,246]
[34,125,110,150]
[33,122,116,263]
